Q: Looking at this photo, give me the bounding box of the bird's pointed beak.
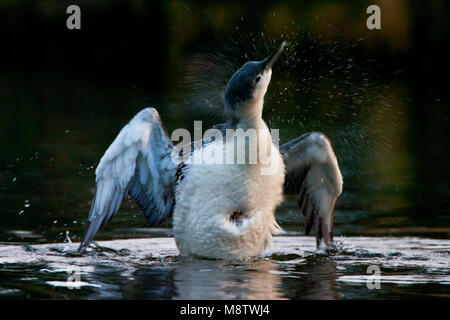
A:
[264,41,287,70]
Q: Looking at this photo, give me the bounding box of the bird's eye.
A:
[255,76,261,84]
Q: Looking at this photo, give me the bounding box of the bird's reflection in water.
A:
[173,258,286,300]
[81,258,285,299]
[80,255,337,300]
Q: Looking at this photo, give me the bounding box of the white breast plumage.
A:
[173,132,285,259]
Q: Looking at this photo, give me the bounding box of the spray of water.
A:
[182,22,404,180]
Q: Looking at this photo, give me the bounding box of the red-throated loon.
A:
[78,42,343,259]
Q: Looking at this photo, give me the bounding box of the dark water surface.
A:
[0,236,449,299]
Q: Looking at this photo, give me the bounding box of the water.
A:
[0,236,449,299]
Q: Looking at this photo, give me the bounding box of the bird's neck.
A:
[236,100,264,130]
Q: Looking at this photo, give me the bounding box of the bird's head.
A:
[224,41,287,121]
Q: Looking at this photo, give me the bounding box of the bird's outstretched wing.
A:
[280,132,343,248]
[78,108,178,252]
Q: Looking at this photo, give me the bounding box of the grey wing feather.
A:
[281,132,343,247]
[78,108,178,252]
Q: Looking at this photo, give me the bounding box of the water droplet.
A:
[65,231,72,244]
